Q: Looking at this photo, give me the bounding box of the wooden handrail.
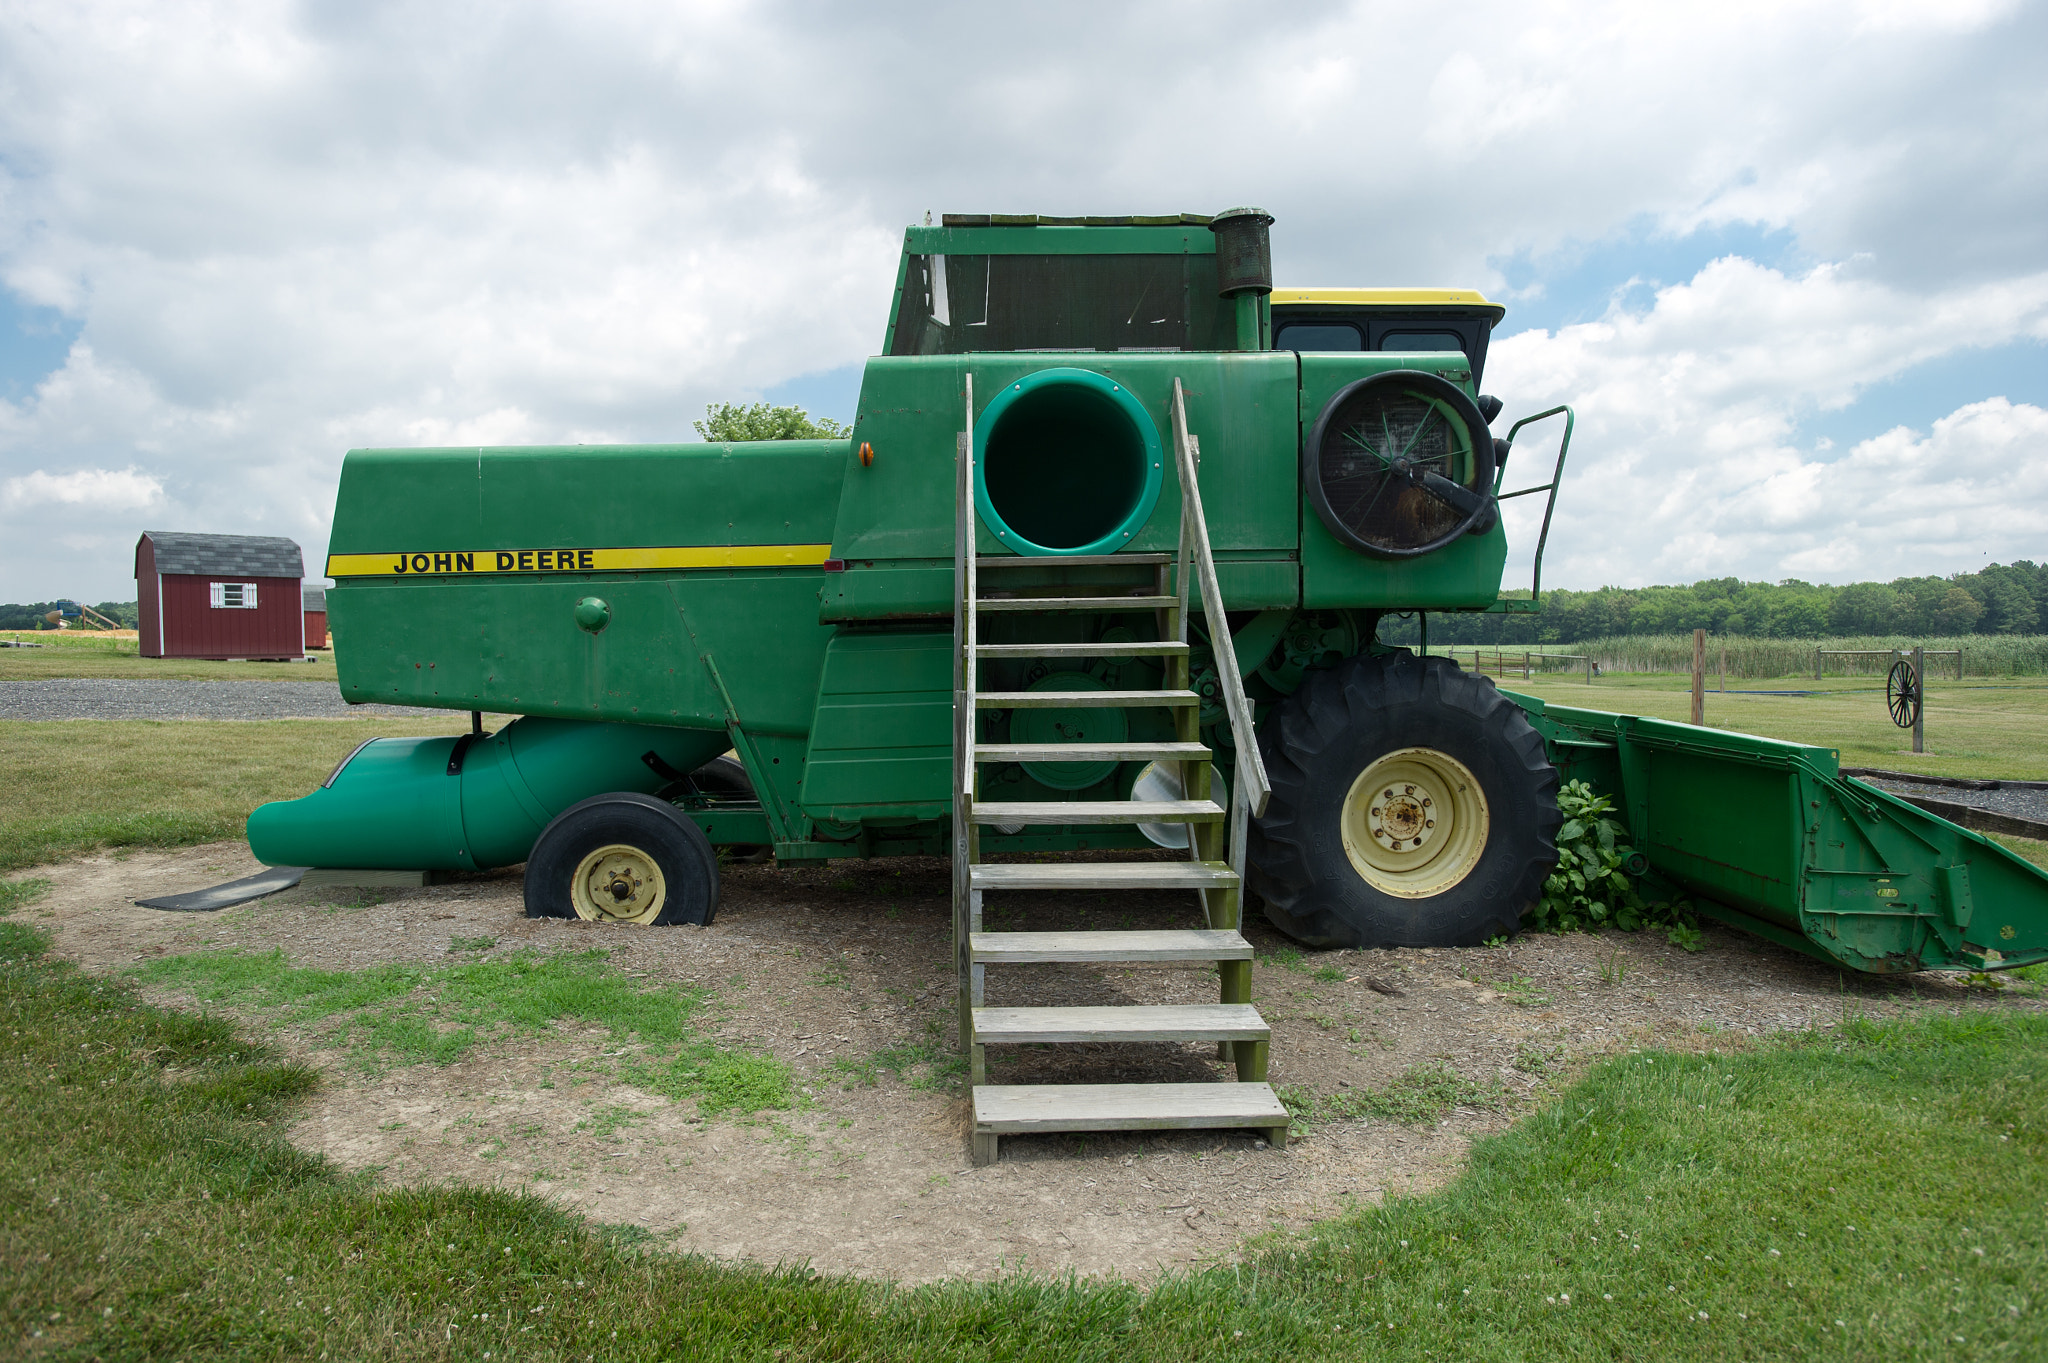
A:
[1170,378,1271,818]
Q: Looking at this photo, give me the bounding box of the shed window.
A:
[210,581,259,609]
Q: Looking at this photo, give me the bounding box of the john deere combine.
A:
[251,209,2048,1162]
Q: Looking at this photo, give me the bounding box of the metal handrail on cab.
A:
[1494,404,1575,607]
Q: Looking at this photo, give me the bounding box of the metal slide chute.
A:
[1507,692,2048,974]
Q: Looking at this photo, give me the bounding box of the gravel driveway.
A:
[1859,775,2048,826]
[0,678,429,721]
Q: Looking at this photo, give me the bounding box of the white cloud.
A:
[1488,258,2048,587]
[0,0,2044,597]
[3,464,163,512]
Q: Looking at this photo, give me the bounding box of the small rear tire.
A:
[524,792,720,926]
[1249,650,1558,948]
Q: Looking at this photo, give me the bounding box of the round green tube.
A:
[246,716,731,870]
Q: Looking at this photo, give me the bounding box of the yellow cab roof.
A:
[1270,287,1505,321]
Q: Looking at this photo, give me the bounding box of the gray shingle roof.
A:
[142,532,303,580]
[301,587,326,611]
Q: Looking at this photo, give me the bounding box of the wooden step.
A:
[973,1004,1267,1044]
[972,799,1222,826]
[975,640,1189,658]
[970,861,1239,891]
[977,689,1198,709]
[977,553,1172,568]
[974,740,1210,764]
[971,929,1250,964]
[976,595,1176,613]
[973,1082,1288,1135]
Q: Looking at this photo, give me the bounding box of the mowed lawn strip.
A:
[1513,672,2048,781]
[0,631,342,682]
[0,717,468,872]
[5,917,2042,1361]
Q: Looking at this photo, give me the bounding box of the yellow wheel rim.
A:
[568,844,667,924]
[1340,746,1489,898]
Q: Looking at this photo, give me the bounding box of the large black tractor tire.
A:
[524,792,720,926]
[1248,651,1558,949]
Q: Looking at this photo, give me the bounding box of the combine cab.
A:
[251,209,2048,1162]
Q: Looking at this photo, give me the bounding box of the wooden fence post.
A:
[1585,654,1593,685]
[1691,629,1706,726]
[1912,645,1925,754]
[1719,640,1727,693]
[1814,647,1822,681]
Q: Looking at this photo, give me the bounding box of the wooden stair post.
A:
[953,375,1287,1166]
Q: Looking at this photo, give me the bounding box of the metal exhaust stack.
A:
[1210,207,1275,351]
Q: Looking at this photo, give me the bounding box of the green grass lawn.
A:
[0,717,469,872]
[3,916,2042,1359]
[1511,673,2048,781]
[0,631,342,682]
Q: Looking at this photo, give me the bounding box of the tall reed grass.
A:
[1425,634,2048,678]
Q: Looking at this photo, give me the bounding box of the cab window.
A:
[1378,330,1465,353]
[1274,322,1363,352]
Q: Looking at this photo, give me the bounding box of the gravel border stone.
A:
[0,678,429,721]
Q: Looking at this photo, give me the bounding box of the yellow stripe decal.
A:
[326,544,833,578]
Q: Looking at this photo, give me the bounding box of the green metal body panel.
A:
[1509,692,2048,973]
[327,441,847,734]
[835,353,1301,561]
[801,630,954,822]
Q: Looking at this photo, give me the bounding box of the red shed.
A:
[136,532,306,660]
[302,585,330,650]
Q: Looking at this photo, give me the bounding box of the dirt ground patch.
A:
[12,841,2038,1283]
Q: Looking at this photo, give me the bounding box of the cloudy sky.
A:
[1,0,2043,603]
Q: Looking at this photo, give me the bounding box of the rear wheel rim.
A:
[1339,746,1489,898]
[569,844,667,924]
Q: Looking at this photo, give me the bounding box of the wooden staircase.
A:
[952,377,1288,1165]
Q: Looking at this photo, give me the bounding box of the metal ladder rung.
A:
[972,799,1223,826]
[973,740,1210,764]
[977,689,1198,709]
[970,861,1240,891]
[973,1004,1268,1044]
[974,641,1189,658]
[971,929,1251,964]
[977,553,1172,567]
[976,595,1176,612]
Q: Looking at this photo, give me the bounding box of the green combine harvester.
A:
[251,209,2048,1163]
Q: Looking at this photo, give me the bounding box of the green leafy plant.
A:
[1495,975,1550,1008]
[1530,779,1701,949]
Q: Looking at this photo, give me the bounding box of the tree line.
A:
[13,563,2041,647]
[1387,562,2046,646]
[0,601,140,631]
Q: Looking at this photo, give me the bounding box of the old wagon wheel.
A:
[1887,659,1920,729]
